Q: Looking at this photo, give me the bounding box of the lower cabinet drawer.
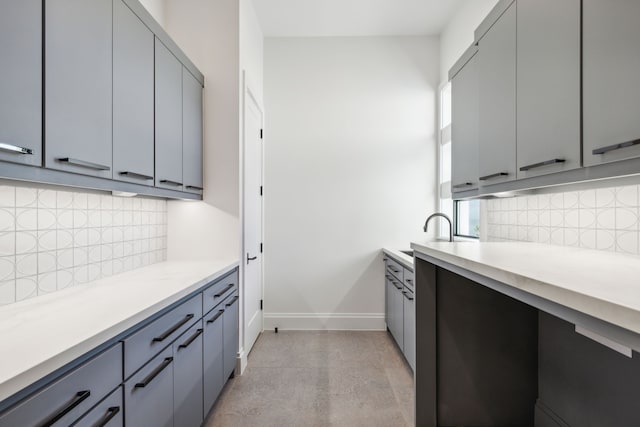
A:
[203,271,238,315]
[124,346,174,427]
[123,293,202,378]
[0,343,122,427]
[386,258,404,282]
[203,305,225,417]
[72,386,123,427]
[173,321,204,427]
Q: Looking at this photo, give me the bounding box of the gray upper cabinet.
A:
[113,0,155,186]
[583,0,640,167]
[451,49,479,194]
[155,39,184,191]
[182,70,204,194]
[0,0,41,167]
[516,0,581,179]
[477,1,516,187]
[45,0,113,179]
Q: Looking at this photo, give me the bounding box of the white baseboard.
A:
[263,312,386,331]
[236,348,247,375]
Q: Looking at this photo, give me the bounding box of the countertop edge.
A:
[382,248,414,269]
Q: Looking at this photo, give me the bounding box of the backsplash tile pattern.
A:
[0,185,167,305]
[486,184,639,255]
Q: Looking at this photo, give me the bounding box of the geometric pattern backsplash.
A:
[485,184,640,256]
[0,184,167,306]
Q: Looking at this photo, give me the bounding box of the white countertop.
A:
[411,241,640,337]
[382,248,414,269]
[0,259,239,403]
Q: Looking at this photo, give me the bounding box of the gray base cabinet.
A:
[173,321,204,427]
[223,293,240,380]
[384,256,415,370]
[402,287,415,371]
[73,386,124,427]
[203,307,225,418]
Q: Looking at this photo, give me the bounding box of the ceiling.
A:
[251,0,464,37]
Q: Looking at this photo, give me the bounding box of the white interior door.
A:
[243,81,263,356]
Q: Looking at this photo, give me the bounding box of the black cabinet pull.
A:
[225,296,239,307]
[403,292,414,301]
[406,279,413,284]
[0,142,33,155]
[389,267,400,273]
[41,390,91,427]
[186,185,204,190]
[393,283,403,290]
[247,253,257,264]
[479,172,509,181]
[206,310,224,324]
[159,179,183,186]
[452,182,474,189]
[135,357,173,388]
[178,329,203,350]
[152,314,194,342]
[91,406,120,427]
[58,157,110,171]
[592,138,640,155]
[119,171,154,181]
[519,158,565,171]
[214,284,234,298]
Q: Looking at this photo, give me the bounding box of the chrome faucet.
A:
[423,213,454,242]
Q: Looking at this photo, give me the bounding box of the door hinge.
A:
[260,129,263,139]
[260,299,263,310]
[260,186,263,196]
[260,243,263,253]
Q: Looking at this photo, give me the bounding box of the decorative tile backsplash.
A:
[486,184,639,255]
[0,185,167,305]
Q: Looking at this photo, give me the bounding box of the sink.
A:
[400,250,414,257]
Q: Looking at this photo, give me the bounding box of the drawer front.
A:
[0,343,122,427]
[124,347,173,427]
[123,293,202,378]
[203,271,238,315]
[223,292,239,380]
[403,267,414,292]
[386,258,404,282]
[72,386,123,427]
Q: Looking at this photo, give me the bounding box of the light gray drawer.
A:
[386,258,404,282]
[71,386,123,427]
[0,343,122,427]
[123,293,202,378]
[403,267,414,291]
[203,271,238,316]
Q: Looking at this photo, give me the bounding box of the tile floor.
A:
[204,331,414,427]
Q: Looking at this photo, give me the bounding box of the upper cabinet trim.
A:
[474,0,516,43]
[448,44,478,81]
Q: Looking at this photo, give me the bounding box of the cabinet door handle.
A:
[159,179,183,186]
[519,158,565,171]
[592,138,640,155]
[152,314,194,342]
[135,357,173,388]
[406,279,413,284]
[58,157,110,171]
[452,182,474,189]
[0,142,33,155]
[119,171,154,181]
[479,172,509,181]
[403,292,414,301]
[92,406,120,427]
[247,253,258,264]
[214,284,234,298]
[186,185,204,190]
[393,283,403,290]
[206,309,224,324]
[225,296,239,307]
[389,267,400,273]
[41,390,91,427]
[178,328,203,350]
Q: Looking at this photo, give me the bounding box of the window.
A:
[438,83,480,239]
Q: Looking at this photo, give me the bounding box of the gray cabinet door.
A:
[477,2,516,186]
[0,0,41,167]
[203,307,225,418]
[517,0,581,179]
[124,346,174,427]
[223,293,239,380]
[113,0,155,186]
[390,279,404,350]
[385,275,393,330]
[155,39,184,191]
[451,53,479,193]
[182,69,204,194]
[72,386,123,427]
[173,321,204,427]
[45,0,113,178]
[403,288,415,371]
[583,0,640,167]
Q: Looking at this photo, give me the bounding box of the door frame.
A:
[239,70,264,374]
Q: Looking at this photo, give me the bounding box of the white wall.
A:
[138,0,165,27]
[439,0,498,84]
[263,36,439,330]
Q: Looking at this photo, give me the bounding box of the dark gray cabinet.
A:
[0,0,41,167]
[477,1,516,187]
[72,386,123,427]
[516,0,581,179]
[155,39,184,191]
[203,306,225,418]
[402,286,415,371]
[451,49,479,194]
[173,321,204,427]
[113,0,155,186]
[45,0,113,178]
[182,70,204,195]
[124,346,174,427]
[223,292,239,380]
[583,0,640,167]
